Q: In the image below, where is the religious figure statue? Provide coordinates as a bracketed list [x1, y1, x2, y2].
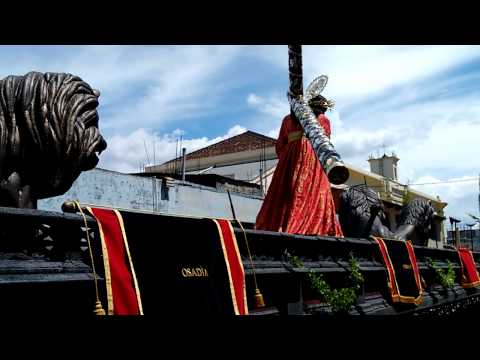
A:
[255, 76, 343, 236]
[0, 72, 107, 208]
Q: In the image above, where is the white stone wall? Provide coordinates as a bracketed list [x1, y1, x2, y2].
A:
[38, 168, 263, 224]
[196, 159, 278, 181]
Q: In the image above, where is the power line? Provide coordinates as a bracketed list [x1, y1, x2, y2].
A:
[408, 177, 479, 186]
[349, 177, 478, 189]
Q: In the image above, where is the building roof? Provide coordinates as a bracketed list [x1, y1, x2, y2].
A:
[160, 130, 276, 166]
[133, 171, 260, 188]
[131, 171, 263, 198]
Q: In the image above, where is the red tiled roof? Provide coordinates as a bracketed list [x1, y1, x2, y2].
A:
[163, 130, 276, 165]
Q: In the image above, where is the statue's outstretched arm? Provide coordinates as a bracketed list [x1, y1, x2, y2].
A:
[287, 93, 349, 185]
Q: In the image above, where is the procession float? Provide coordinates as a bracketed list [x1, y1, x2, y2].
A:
[1, 47, 479, 317]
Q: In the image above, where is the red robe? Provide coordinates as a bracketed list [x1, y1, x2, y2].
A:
[255, 114, 343, 236]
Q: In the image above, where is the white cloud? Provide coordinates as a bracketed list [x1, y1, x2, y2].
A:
[332, 125, 410, 163]
[225, 125, 247, 137]
[245, 92, 289, 135]
[409, 175, 479, 224]
[98, 125, 247, 173]
[251, 45, 480, 107]
[246, 93, 262, 106]
[410, 175, 477, 202]
[400, 119, 480, 175]
[0, 45, 244, 133]
[98, 46, 243, 131]
[246, 92, 289, 119]
[267, 127, 280, 139]
[308, 46, 480, 103]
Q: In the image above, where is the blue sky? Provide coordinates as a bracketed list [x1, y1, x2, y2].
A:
[1, 45, 479, 227]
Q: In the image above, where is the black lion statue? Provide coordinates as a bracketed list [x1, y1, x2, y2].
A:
[339, 184, 436, 245]
[395, 197, 436, 246]
[0, 72, 107, 208]
[339, 184, 393, 239]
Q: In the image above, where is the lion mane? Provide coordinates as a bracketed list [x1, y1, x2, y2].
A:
[339, 184, 389, 238]
[398, 198, 435, 234]
[0, 71, 107, 206]
[339, 185, 436, 242]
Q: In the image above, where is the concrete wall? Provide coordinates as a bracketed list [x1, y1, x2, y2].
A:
[38, 168, 263, 223]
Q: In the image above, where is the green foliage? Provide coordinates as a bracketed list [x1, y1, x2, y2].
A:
[288, 255, 304, 269]
[348, 254, 364, 293]
[426, 257, 456, 289]
[308, 271, 332, 299]
[402, 188, 412, 206]
[308, 253, 364, 314]
[285, 252, 364, 314]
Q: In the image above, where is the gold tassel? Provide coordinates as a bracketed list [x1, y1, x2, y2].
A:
[72, 201, 108, 316]
[94, 300, 106, 316]
[254, 288, 265, 308]
[235, 219, 266, 310]
[421, 276, 427, 290]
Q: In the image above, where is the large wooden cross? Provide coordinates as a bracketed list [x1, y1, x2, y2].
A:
[287, 45, 349, 185]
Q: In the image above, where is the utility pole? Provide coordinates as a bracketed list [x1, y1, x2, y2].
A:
[181, 148, 186, 183]
[259, 168, 264, 196]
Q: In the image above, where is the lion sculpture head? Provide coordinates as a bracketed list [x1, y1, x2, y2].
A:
[339, 185, 437, 245]
[0, 71, 107, 208]
[339, 184, 393, 239]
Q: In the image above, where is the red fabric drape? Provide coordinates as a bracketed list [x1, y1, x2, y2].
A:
[88, 207, 142, 315]
[372, 237, 423, 305]
[255, 114, 343, 236]
[457, 247, 480, 288]
[213, 219, 248, 315]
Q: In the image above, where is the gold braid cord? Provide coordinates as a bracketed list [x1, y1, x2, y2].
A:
[235, 219, 265, 308]
[74, 201, 106, 316]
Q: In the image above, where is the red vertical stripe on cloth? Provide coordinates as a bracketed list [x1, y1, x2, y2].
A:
[405, 241, 422, 293]
[373, 237, 422, 305]
[90, 208, 140, 315]
[373, 237, 399, 298]
[215, 219, 248, 315]
[458, 248, 480, 288]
